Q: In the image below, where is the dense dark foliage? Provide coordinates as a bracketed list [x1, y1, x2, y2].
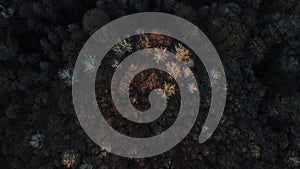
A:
[0, 0, 299, 168]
